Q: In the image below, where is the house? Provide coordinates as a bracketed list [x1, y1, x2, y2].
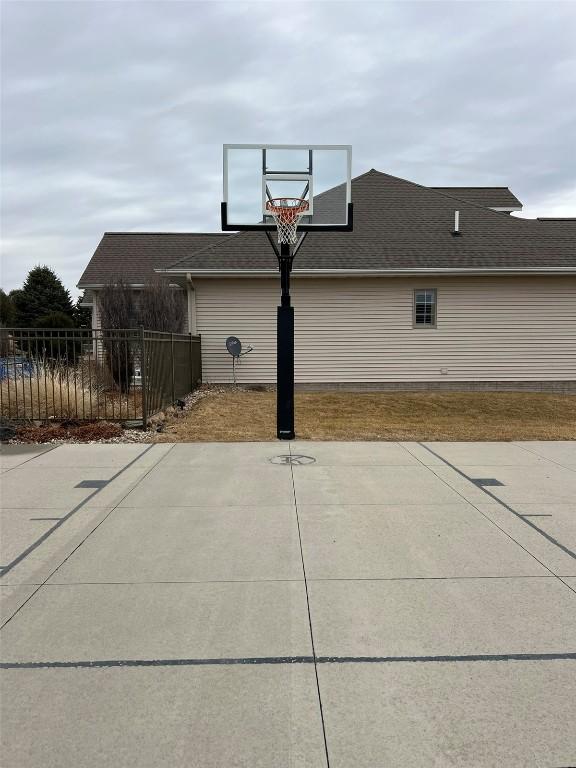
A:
[78, 233, 231, 330]
[78, 170, 576, 391]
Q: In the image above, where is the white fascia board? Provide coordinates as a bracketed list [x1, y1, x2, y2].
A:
[490, 206, 523, 212]
[158, 267, 576, 278]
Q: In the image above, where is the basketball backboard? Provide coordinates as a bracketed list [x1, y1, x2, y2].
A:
[221, 144, 352, 232]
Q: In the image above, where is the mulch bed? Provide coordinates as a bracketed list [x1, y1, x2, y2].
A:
[12, 421, 124, 443]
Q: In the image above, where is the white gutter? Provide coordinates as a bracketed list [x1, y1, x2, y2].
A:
[155, 267, 576, 277]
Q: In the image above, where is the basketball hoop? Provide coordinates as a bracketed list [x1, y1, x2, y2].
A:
[266, 198, 309, 245]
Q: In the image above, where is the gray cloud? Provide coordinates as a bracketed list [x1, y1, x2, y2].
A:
[1, 0, 575, 294]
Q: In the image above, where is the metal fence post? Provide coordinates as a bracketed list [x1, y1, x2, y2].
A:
[189, 333, 194, 393]
[140, 326, 148, 429]
[171, 332, 175, 404]
[0, 328, 201, 426]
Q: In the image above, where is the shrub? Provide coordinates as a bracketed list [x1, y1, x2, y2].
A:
[35, 311, 75, 329]
[138, 280, 185, 332]
[99, 281, 135, 393]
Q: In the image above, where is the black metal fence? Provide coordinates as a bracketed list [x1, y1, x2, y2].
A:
[0, 327, 202, 428]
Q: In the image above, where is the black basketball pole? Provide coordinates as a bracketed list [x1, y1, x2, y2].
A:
[276, 241, 295, 440]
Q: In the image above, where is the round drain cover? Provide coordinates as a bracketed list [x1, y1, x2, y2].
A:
[270, 454, 316, 465]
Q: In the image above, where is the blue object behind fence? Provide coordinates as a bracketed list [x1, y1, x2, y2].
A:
[0, 357, 36, 381]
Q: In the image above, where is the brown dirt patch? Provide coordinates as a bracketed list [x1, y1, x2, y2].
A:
[155, 390, 576, 442]
[14, 421, 123, 443]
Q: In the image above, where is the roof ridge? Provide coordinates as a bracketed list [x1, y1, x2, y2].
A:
[160, 230, 248, 271]
[163, 169, 382, 269]
[360, 169, 534, 224]
[161, 169, 557, 273]
[353, 168, 381, 182]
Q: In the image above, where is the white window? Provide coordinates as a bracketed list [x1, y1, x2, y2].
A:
[413, 289, 437, 328]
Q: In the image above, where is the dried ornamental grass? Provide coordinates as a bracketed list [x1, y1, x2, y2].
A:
[0, 361, 141, 421]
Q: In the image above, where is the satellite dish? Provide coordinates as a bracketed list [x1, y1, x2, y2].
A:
[226, 336, 242, 357]
[225, 336, 253, 384]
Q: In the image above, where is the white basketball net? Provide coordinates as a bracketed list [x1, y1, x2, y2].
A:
[266, 198, 309, 245]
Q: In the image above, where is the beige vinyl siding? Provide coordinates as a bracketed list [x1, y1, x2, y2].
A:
[194, 276, 576, 384]
[92, 295, 101, 330]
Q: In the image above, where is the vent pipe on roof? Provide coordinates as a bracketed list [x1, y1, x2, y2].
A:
[451, 210, 462, 237]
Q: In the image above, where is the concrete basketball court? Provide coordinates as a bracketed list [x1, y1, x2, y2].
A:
[1, 440, 575, 767]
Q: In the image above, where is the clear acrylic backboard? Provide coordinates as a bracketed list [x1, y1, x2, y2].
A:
[221, 144, 352, 232]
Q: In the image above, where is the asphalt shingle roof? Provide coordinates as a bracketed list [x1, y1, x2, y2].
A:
[162, 170, 575, 273]
[78, 171, 575, 285]
[78, 233, 232, 286]
[430, 187, 522, 209]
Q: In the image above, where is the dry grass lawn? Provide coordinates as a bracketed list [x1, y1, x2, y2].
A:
[156, 389, 576, 442]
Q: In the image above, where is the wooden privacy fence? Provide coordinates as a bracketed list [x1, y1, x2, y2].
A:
[0, 327, 202, 428]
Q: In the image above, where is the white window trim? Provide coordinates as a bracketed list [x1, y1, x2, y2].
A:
[413, 288, 437, 329]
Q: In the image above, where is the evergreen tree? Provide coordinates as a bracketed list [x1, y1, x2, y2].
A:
[0, 289, 16, 327]
[72, 295, 92, 328]
[36, 311, 75, 329]
[11, 266, 74, 327]
[35, 311, 79, 361]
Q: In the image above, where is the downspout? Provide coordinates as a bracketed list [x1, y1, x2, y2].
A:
[186, 273, 197, 335]
[92, 291, 100, 357]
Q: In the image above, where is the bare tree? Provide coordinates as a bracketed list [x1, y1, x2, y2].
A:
[138, 279, 185, 333]
[99, 279, 136, 329]
[99, 280, 136, 392]
[97, 278, 185, 393]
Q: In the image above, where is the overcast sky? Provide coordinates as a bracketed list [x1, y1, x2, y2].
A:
[1, 1, 575, 296]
